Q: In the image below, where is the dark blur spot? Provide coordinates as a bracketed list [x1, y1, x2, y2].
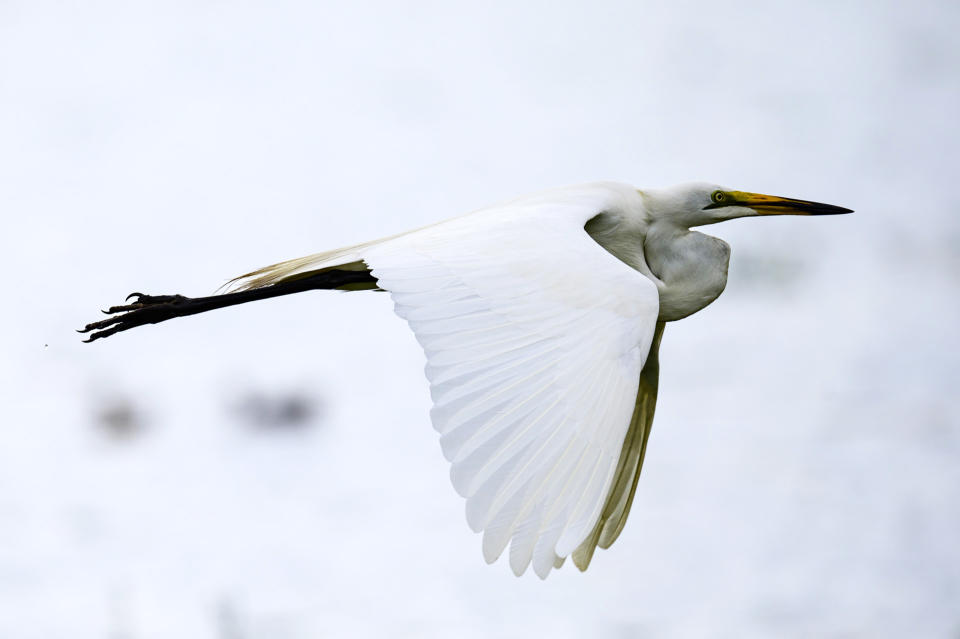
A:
[216, 598, 245, 639]
[95, 397, 144, 440]
[234, 390, 323, 431]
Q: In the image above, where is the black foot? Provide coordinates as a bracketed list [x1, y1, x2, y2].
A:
[79, 292, 193, 342]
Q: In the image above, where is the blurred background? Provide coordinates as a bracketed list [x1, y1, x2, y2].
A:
[1, 1, 959, 637]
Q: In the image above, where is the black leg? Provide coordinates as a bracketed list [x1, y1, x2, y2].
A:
[79, 269, 377, 342]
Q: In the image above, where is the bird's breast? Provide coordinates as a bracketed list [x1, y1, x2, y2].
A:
[644, 230, 730, 322]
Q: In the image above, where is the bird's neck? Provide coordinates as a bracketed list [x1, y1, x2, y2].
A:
[644, 223, 730, 322]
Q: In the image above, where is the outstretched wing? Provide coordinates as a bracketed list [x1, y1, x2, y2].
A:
[363, 184, 660, 578]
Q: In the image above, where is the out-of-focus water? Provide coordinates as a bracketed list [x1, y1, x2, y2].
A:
[1, 1, 958, 637]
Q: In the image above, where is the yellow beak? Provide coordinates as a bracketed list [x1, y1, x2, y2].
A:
[719, 191, 853, 215]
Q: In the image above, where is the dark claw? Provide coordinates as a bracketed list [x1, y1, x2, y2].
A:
[123, 293, 188, 307]
[81, 322, 127, 342]
[104, 302, 143, 314]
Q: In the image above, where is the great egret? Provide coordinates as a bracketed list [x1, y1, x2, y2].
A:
[80, 182, 852, 578]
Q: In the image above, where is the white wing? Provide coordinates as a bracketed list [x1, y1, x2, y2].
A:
[363, 184, 660, 578]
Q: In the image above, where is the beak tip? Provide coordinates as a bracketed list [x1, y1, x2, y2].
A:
[830, 205, 854, 215]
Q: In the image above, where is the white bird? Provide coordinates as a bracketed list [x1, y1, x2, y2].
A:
[81, 182, 852, 578]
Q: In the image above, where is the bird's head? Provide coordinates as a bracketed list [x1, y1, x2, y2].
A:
[645, 182, 853, 228]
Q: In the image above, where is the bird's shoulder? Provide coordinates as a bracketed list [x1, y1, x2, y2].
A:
[390, 183, 647, 259]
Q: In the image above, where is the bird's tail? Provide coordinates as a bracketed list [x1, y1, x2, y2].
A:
[224, 241, 380, 293]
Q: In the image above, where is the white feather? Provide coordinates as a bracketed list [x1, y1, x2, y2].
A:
[360, 183, 660, 577]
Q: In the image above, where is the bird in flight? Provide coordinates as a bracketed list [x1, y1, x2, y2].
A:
[80, 182, 851, 578]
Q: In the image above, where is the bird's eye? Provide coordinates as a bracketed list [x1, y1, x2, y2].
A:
[711, 190, 726, 203]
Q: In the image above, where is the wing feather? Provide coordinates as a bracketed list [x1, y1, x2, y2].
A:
[361, 183, 660, 577]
